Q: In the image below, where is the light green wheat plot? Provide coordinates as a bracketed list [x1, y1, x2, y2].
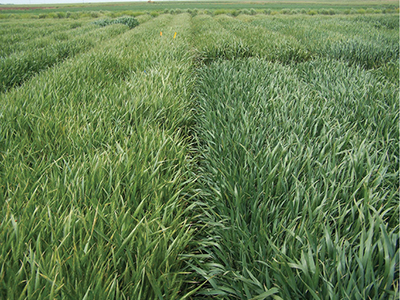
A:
[0, 14, 200, 299]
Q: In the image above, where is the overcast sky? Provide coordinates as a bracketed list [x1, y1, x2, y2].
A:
[2, 0, 146, 5]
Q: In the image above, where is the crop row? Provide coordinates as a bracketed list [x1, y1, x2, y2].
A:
[1, 6, 398, 21]
[0, 22, 95, 58]
[0, 15, 151, 58]
[216, 14, 398, 69]
[189, 13, 399, 76]
[0, 24, 131, 93]
[1, 13, 397, 94]
[0, 18, 79, 38]
[0, 14, 200, 299]
[247, 14, 398, 68]
[193, 58, 399, 299]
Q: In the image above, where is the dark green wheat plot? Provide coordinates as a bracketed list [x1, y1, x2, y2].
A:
[193, 58, 398, 299]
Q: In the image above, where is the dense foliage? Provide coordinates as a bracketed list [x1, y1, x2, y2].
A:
[0, 11, 398, 299]
[93, 16, 139, 29]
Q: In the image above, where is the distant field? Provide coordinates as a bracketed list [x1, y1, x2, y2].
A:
[0, 8, 398, 300]
[0, 0, 398, 15]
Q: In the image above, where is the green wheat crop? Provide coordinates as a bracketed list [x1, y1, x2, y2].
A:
[0, 14, 201, 299]
[0, 11, 398, 299]
[193, 58, 399, 299]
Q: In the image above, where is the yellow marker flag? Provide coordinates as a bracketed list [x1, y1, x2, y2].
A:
[173, 32, 177, 39]
[160, 31, 162, 37]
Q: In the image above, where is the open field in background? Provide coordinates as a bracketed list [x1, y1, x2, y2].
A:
[0, 7, 399, 300]
[0, 0, 399, 18]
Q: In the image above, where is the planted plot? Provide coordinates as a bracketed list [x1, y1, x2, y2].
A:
[0, 11, 399, 300]
[215, 14, 311, 63]
[0, 23, 129, 93]
[0, 14, 200, 299]
[193, 58, 399, 299]
[191, 15, 252, 64]
[246, 14, 399, 69]
[0, 22, 95, 58]
[210, 14, 399, 69]
[0, 19, 78, 45]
